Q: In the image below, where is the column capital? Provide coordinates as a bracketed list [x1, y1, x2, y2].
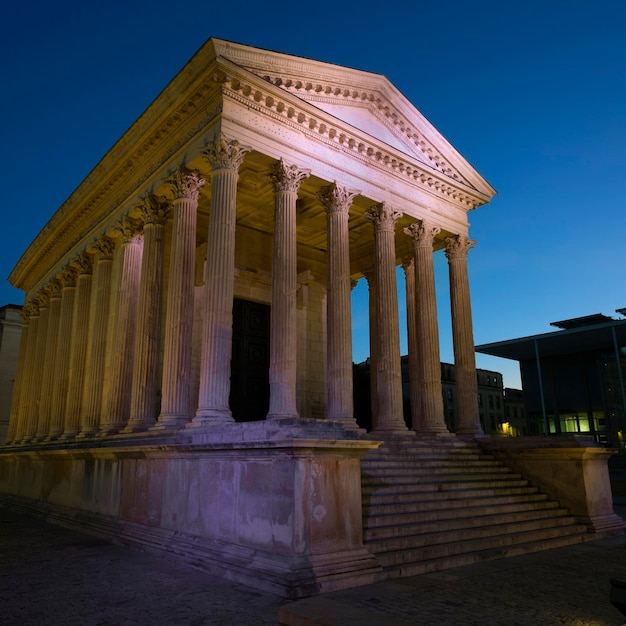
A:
[91, 236, 115, 261]
[71, 251, 93, 275]
[137, 194, 170, 225]
[20, 302, 34, 322]
[270, 159, 310, 193]
[113, 216, 143, 243]
[46, 278, 62, 299]
[404, 220, 441, 247]
[364, 202, 402, 231]
[445, 234, 476, 261]
[59, 265, 78, 288]
[204, 134, 251, 172]
[168, 167, 205, 202]
[318, 182, 360, 214]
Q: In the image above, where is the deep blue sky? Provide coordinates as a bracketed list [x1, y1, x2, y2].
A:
[1, 0, 625, 389]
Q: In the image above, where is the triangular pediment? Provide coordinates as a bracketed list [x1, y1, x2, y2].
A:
[211, 39, 494, 196]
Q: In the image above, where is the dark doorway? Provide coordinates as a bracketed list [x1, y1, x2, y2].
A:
[230, 298, 271, 421]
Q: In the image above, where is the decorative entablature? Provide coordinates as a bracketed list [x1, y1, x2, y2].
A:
[218, 66, 486, 211]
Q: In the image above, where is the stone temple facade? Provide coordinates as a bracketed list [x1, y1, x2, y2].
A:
[1, 39, 621, 598]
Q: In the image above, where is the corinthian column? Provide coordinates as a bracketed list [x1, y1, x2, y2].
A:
[402, 257, 420, 431]
[319, 183, 359, 427]
[445, 235, 483, 437]
[154, 168, 205, 429]
[405, 220, 449, 436]
[78, 236, 115, 438]
[16, 301, 41, 443]
[47, 266, 78, 440]
[124, 196, 169, 432]
[267, 160, 310, 419]
[191, 136, 250, 427]
[63, 252, 93, 438]
[22, 293, 50, 442]
[35, 280, 62, 440]
[5, 305, 31, 444]
[363, 268, 378, 427]
[364, 203, 408, 435]
[101, 217, 144, 435]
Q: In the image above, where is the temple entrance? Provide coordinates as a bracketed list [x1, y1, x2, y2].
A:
[230, 298, 271, 421]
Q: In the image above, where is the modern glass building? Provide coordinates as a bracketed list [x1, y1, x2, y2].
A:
[476, 312, 626, 447]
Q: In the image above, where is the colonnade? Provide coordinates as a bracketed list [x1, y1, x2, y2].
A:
[5, 134, 483, 445]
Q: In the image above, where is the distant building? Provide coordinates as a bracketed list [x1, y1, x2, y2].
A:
[355, 357, 520, 435]
[476, 312, 626, 447]
[0, 304, 23, 443]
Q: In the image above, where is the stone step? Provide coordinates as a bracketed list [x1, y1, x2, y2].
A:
[361, 456, 502, 468]
[364, 498, 560, 528]
[361, 476, 530, 495]
[365, 515, 580, 556]
[364, 505, 569, 540]
[361, 464, 514, 477]
[361, 484, 543, 505]
[381, 531, 588, 579]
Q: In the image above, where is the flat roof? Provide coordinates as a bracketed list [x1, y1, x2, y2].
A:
[476, 318, 626, 361]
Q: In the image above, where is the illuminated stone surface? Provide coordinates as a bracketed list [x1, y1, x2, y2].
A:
[12, 40, 612, 599]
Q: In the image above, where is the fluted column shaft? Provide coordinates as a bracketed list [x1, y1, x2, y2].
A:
[405, 221, 449, 435]
[5, 307, 31, 444]
[47, 268, 78, 439]
[35, 282, 62, 439]
[79, 237, 115, 437]
[402, 258, 421, 431]
[101, 220, 143, 434]
[125, 197, 168, 431]
[320, 183, 358, 425]
[267, 160, 310, 419]
[365, 203, 407, 434]
[192, 138, 249, 426]
[63, 254, 93, 438]
[446, 235, 482, 436]
[23, 298, 49, 441]
[156, 169, 205, 428]
[364, 269, 379, 425]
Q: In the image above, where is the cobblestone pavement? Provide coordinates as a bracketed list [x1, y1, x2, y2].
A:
[2, 504, 626, 625]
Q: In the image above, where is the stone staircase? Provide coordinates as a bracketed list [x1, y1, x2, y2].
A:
[361, 438, 590, 579]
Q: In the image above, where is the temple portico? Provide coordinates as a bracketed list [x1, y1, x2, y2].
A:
[8, 39, 583, 598]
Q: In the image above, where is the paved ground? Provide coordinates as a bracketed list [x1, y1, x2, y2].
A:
[2, 505, 626, 625]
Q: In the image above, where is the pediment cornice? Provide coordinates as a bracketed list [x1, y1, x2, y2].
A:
[215, 59, 491, 210]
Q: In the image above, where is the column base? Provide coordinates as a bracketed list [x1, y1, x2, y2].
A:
[187, 409, 235, 429]
[121, 420, 155, 434]
[150, 415, 188, 431]
[59, 429, 80, 440]
[414, 426, 454, 437]
[75, 428, 100, 439]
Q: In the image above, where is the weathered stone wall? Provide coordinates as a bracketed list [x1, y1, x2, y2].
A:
[0, 423, 381, 598]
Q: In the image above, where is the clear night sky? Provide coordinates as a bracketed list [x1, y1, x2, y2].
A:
[1, 0, 625, 389]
